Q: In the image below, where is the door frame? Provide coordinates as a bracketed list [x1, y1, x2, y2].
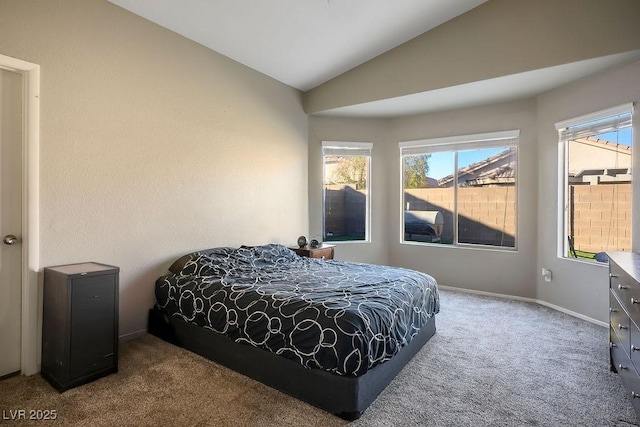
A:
[0, 54, 40, 376]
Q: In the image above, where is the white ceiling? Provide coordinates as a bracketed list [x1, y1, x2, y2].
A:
[108, 0, 487, 91]
[108, 0, 639, 118]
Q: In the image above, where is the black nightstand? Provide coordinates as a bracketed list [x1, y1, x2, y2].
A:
[291, 244, 335, 260]
[41, 262, 119, 392]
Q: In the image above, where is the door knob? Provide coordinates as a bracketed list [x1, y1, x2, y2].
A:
[3, 234, 19, 245]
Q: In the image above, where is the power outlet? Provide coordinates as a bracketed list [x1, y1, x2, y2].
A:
[541, 268, 552, 283]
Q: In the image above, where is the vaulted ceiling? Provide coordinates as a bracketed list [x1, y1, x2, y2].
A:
[108, 0, 487, 91]
[108, 0, 640, 118]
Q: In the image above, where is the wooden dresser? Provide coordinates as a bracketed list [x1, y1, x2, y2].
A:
[608, 251, 640, 418]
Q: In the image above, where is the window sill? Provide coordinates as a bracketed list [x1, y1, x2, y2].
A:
[400, 240, 518, 254]
[559, 256, 608, 268]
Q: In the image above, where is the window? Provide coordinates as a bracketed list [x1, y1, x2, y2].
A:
[556, 104, 633, 263]
[399, 131, 519, 249]
[322, 141, 372, 242]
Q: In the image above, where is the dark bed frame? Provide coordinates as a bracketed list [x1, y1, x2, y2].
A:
[148, 307, 436, 420]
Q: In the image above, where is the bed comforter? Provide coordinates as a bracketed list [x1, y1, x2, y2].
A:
[155, 244, 439, 376]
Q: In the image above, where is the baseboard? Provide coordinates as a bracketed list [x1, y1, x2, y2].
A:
[119, 329, 147, 342]
[438, 285, 607, 328]
[119, 288, 607, 344]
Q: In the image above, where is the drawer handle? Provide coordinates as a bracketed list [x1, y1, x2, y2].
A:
[633, 392, 640, 399]
[619, 284, 629, 290]
[619, 364, 629, 370]
[611, 273, 619, 278]
[632, 345, 640, 352]
[610, 307, 618, 313]
[619, 324, 628, 330]
[632, 298, 640, 305]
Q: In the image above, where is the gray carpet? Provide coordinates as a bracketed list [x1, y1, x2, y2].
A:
[0, 290, 637, 426]
[352, 290, 638, 427]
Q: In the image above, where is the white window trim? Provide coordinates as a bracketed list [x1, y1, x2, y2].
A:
[555, 103, 634, 263]
[322, 141, 373, 150]
[322, 141, 372, 244]
[554, 103, 633, 130]
[399, 130, 520, 250]
[399, 130, 520, 153]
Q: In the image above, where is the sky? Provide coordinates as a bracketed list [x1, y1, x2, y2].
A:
[597, 128, 632, 146]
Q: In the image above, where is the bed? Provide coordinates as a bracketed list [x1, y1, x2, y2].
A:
[148, 243, 439, 419]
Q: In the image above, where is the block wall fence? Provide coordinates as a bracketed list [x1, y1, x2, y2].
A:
[324, 183, 631, 253]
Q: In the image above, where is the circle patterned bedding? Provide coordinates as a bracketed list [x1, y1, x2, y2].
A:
[155, 244, 439, 376]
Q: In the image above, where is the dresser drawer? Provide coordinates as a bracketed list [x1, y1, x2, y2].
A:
[610, 263, 628, 288]
[613, 278, 640, 319]
[609, 252, 640, 421]
[611, 326, 640, 414]
[630, 320, 640, 373]
[611, 289, 630, 355]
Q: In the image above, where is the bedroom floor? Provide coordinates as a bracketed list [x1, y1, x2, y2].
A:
[0, 290, 637, 426]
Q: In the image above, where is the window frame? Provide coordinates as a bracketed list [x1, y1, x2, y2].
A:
[399, 130, 520, 251]
[321, 141, 373, 244]
[555, 103, 634, 263]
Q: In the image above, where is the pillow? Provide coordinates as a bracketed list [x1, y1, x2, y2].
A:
[168, 254, 194, 274]
[167, 247, 232, 274]
[167, 244, 295, 274]
[247, 243, 299, 266]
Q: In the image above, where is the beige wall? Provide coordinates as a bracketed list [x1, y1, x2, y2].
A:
[387, 100, 539, 298]
[311, 60, 639, 323]
[304, 0, 640, 114]
[309, 99, 538, 297]
[2, 0, 638, 367]
[537, 59, 640, 322]
[0, 0, 308, 340]
[309, 61, 640, 323]
[308, 117, 389, 264]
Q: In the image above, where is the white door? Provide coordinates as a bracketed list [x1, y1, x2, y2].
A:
[0, 68, 23, 378]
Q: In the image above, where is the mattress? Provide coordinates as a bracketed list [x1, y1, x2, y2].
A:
[155, 244, 439, 376]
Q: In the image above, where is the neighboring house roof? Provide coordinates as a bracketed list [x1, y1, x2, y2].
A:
[575, 136, 632, 154]
[432, 136, 632, 188]
[437, 147, 516, 187]
[464, 164, 515, 186]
